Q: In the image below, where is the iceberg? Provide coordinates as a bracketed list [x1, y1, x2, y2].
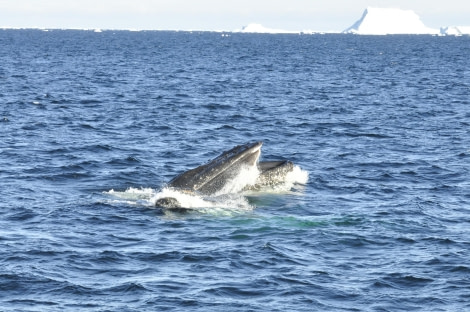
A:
[440, 26, 470, 36]
[234, 23, 298, 34]
[343, 7, 439, 35]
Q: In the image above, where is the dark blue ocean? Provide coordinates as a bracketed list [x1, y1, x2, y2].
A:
[1, 29, 469, 311]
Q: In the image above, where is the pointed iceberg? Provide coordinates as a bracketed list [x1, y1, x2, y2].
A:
[440, 26, 470, 36]
[343, 7, 439, 35]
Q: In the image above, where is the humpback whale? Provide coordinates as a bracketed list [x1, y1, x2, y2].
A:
[156, 141, 297, 209]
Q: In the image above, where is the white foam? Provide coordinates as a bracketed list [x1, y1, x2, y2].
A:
[104, 187, 155, 206]
[153, 187, 254, 212]
[107, 187, 154, 198]
[104, 164, 308, 212]
[286, 165, 309, 185]
[152, 187, 214, 209]
[215, 165, 260, 196]
[104, 185, 254, 212]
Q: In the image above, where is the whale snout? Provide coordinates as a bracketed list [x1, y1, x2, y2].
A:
[155, 197, 181, 208]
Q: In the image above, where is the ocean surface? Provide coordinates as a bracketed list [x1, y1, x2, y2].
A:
[1, 29, 469, 311]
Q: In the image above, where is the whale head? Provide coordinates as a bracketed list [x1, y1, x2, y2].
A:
[166, 141, 262, 196]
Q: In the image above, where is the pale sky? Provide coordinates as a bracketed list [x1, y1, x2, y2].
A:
[0, 0, 468, 31]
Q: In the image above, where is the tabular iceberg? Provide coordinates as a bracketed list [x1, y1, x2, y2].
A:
[234, 23, 298, 34]
[343, 7, 439, 35]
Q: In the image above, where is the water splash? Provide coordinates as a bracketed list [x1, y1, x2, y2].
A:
[104, 165, 308, 213]
[104, 187, 155, 206]
[214, 165, 260, 196]
[104, 186, 253, 213]
[286, 165, 309, 185]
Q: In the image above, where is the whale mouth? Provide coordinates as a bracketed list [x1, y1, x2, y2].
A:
[165, 141, 263, 196]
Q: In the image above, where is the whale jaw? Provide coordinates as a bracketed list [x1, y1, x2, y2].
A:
[166, 141, 262, 195]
